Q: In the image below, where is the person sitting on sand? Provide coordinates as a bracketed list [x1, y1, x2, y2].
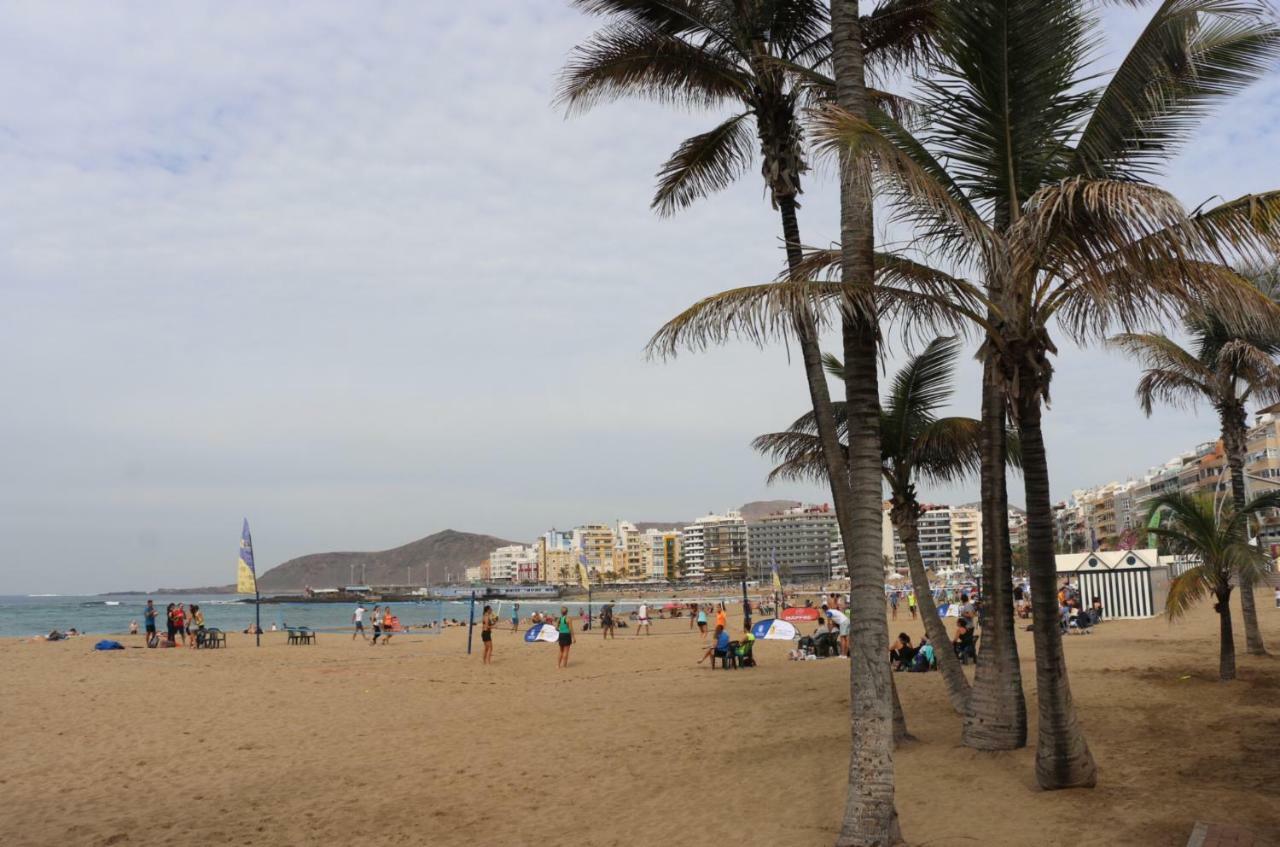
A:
[952, 618, 975, 663]
[698, 625, 732, 667]
[889, 633, 916, 671]
[129, 620, 139, 635]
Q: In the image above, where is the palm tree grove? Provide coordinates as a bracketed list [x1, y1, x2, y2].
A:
[564, 0, 1280, 844]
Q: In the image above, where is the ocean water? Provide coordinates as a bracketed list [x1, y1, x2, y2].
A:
[0, 595, 588, 638]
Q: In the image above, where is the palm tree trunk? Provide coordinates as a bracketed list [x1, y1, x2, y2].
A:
[1216, 587, 1237, 681]
[1221, 407, 1266, 655]
[833, 2, 899, 844]
[962, 357, 1028, 751]
[891, 675, 913, 744]
[893, 502, 971, 714]
[1015, 370, 1097, 790]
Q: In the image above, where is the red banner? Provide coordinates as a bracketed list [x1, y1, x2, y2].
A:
[780, 607, 820, 623]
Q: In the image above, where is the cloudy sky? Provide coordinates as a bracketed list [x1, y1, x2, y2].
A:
[2, 2, 1278, 593]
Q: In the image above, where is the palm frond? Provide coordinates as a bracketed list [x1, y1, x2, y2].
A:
[752, 430, 834, 485]
[652, 112, 755, 214]
[1165, 565, 1216, 620]
[1107, 332, 1212, 413]
[556, 21, 748, 114]
[907, 416, 984, 485]
[884, 335, 962, 436]
[645, 280, 829, 358]
[1072, 0, 1280, 178]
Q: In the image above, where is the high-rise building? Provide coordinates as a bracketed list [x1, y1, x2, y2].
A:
[574, 523, 616, 580]
[489, 545, 537, 582]
[746, 503, 842, 584]
[889, 505, 956, 573]
[644, 528, 682, 581]
[614, 521, 647, 581]
[949, 507, 982, 567]
[681, 512, 747, 581]
[538, 530, 578, 585]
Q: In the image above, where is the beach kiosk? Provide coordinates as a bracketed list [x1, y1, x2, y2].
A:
[1054, 549, 1169, 619]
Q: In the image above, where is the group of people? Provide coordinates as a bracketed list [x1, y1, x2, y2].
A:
[134, 599, 205, 647]
[351, 603, 400, 644]
[886, 590, 918, 621]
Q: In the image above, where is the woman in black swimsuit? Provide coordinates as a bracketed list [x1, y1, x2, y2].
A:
[481, 605, 495, 665]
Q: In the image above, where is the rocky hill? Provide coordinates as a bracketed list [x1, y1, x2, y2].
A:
[256, 529, 518, 590]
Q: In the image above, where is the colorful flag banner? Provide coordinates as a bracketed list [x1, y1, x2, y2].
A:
[237, 519, 257, 594]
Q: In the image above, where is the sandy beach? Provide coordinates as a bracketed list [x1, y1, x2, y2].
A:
[2, 603, 1278, 847]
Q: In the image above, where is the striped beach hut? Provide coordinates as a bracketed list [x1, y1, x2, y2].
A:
[1054, 549, 1169, 619]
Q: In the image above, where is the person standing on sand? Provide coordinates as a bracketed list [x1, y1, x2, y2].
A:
[907, 592, 917, 620]
[371, 604, 382, 645]
[164, 603, 176, 644]
[889, 591, 899, 620]
[352, 603, 366, 641]
[172, 604, 187, 646]
[696, 605, 708, 641]
[382, 606, 395, 644]
[511, 603, 520, 633]
[189, 604, 205, 647]
[601, 603, 615, 639]
[481, 605, 495, 665]
[635, 602, 650, 636]
[556, 606, 575, 668]
[144, 600, 157, 642]
[689, 602, 697, 630]
[715, 604, 727, 631]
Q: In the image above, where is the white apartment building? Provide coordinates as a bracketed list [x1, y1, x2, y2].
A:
[614, 521, 647, 581]
[489, 544, 537, 582]
[681, 511, 747, 581]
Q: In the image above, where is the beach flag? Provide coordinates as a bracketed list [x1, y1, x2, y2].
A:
[523, 623, 560, 643]
[577, 551, 591, 588]
[770, 551, 783, 594]
[237, 519, 257, 594]
[750, 618, 797, 640]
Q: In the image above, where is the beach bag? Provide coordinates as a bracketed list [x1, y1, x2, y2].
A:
[94, 640, 125, 651]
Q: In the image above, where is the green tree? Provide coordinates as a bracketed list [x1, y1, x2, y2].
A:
[560, 4, 934, 840]
[812, 0, 1280, 789]
[754, 335, 1020, 714]
[1147, 491, 1280, 680]
[1112, 285, 1280, 656]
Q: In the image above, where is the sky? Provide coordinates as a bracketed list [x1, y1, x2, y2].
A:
[2, 2, 1279, 593]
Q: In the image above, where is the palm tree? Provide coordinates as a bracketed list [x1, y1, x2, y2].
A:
[1147, 491, 1280, 680]
[809, 0, 1280, 790]
[560, 4, 933, 841]
[1112, 291, 1280, 656]
[754, 335, 1010, 714]
[653, 0, 1280, 787]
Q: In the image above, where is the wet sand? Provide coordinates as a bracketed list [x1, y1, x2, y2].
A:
[2, 601, 1278, 846]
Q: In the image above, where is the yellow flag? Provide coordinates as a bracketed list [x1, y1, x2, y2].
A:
[237, 519, 257, 594]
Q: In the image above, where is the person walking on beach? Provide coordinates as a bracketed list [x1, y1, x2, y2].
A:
[371, 604, 382, 645]
[511, 603, 520, 633]
[144, 600, 157, 644]
[481, 605, 495, 665]
[907, 592, 917, 620]
[635, 602, 650, 636]
[601, 603, 615, 639]
[889, 591, 899, 620]
[696, 605, 708, 641]
[382, 606, 395, 644]
[555, 606, 575, 669]
[352, 603, 366, 641]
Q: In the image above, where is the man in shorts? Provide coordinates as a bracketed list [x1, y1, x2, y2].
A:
[635, 602, 651, 636]
[352, 603, 366, 640]
[822, 604, 850, 657]
[511, 603, 521, 633]
[600, 603, 615, 639]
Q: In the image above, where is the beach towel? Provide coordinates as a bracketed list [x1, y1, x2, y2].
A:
[94, 640, 125, 651]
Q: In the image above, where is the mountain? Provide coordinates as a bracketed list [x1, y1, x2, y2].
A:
[256, 529, 519, 590]
[739, 500, 803, 522]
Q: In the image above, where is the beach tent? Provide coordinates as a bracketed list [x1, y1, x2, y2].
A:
[750, 618, 798, 640]
[1054, 549, 1169, 619]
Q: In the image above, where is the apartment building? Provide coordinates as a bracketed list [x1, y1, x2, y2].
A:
[488, 544, 537, 582]
[644, 529, 682, 581]
[614, 521, 647, 581]
[949, 506, 983, 566]
[682, 512, 748, 581]
[574, 523, 616, 579]
[746, 503, 842, 584]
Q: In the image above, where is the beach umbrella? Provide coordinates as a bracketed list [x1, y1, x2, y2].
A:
[523, 623, 560, 643]
[750, 618, 797, 640]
